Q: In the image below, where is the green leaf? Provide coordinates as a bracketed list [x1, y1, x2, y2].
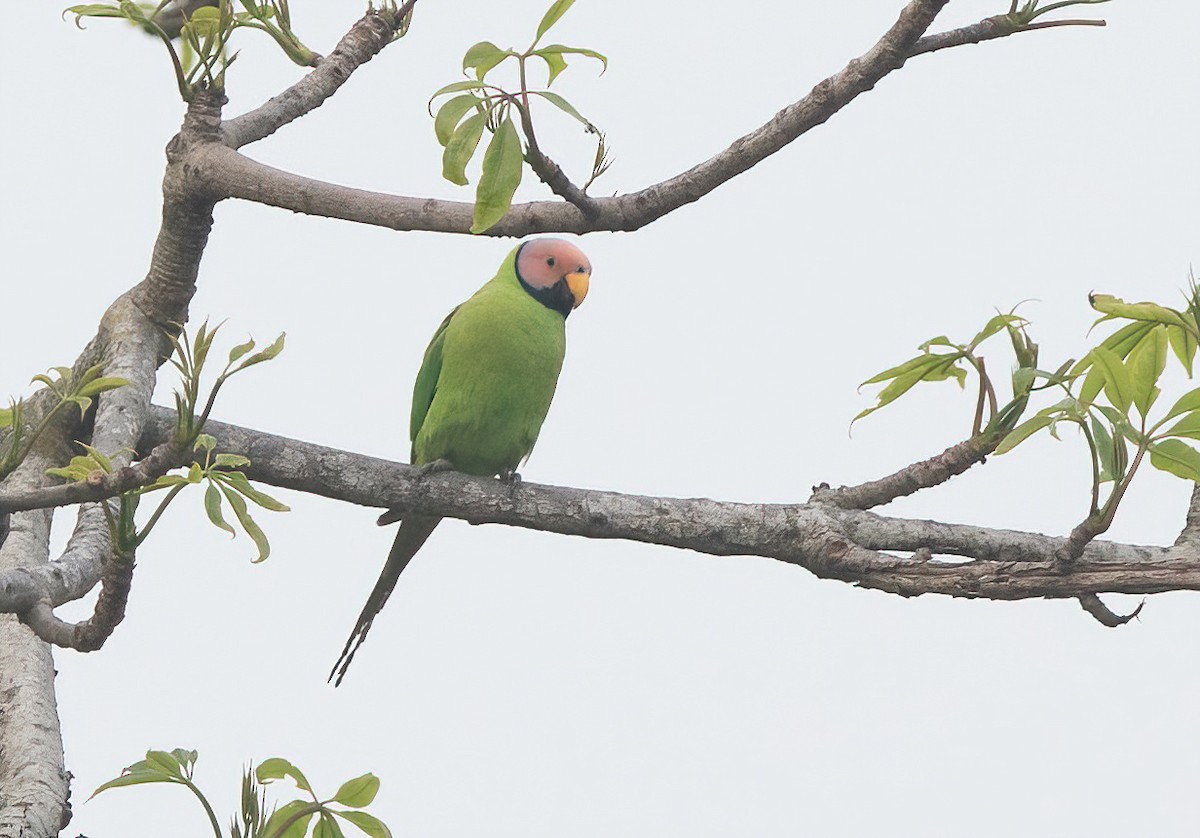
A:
[1149, 439, 1200, 482]
[235, 333, 286, 371]
[1089, 293, 1191, 330]
[461, 40, 511, 79]
[860, 350, 964, 387]
[1072, 321, 1155, 376]
[334, 810, 393, 838]
[218, 483, 272, 562]
[1158, 385, 1200, 425]
[68, 395, 92, 419]
[315, 813, 347, 838]
[1167, 324, 1198, 376]
[79, 443, 113, 473]
[204, 482, 236, 536]
[228, 338, 256, 365]
[533, 48, 568, 85]
[854, 355, 965, 422]
[213, 453, 252, 469]
[145, 750, 184, 778]
[89, 767, 175, 800]
[535, 0, 576, 40]
[531, 90, 591, 127]
[1089, 346, 1133, 413]
[537, 43, 609, 75]
[1077, 364, 1105, 410]
[256, 757, 312, 793]
[194, 433, 218, 453]
[334, 773, 380, 808]
[262, 800, 315, 838]
[1091, 417, 1117, 482]
[1162, 411, 1200, 442]
[534, 44, 607, 74]
[45, 460, 93, 482]
[434, 94, 482, 147]
[917, 335, 956, 351]
[471, 116, 524, 234]
[429, 79, 488, 100]
[994, 414, 1054, 455]
[1127, 325, 1167, 418]
[169, 748, 198, 775]
[220, 471, 291, 512]
[1093, 405, 1143, 445]
[77, 376, 129, 398]
[968, 313, 1024, 349]
[0, 406, 13, 430]
[442, 111, 488, 186]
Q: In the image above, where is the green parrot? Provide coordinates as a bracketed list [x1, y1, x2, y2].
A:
[330, 238, 593, 685]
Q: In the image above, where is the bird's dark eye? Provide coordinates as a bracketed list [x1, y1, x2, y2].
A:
[546, 256, 556, 267]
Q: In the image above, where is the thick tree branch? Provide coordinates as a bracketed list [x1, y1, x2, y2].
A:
[202, 0, 960, 236]
[197, 3, 1110, 239]
[123, 408, 1200, 606]
[0, 91, 224, 832]
[223, 5, 416, 149]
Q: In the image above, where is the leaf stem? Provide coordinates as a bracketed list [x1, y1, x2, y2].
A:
[180, 776, 223, 838]
[135, 484, 187, 546]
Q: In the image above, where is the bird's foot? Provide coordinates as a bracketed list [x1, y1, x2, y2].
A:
[498, 468, 522, 484]
[416, 458, 455, 477]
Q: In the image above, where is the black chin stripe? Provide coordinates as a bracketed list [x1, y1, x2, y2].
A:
[523, 277, 574, 318]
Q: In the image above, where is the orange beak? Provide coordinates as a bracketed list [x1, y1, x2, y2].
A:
[565, 271, 590, 308]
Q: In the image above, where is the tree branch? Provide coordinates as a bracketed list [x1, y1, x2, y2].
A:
[202, 0, 961, 236]
[122, 408, 1200, 606]
[223, 5, 415, 149]
[811, 435, 995, 509]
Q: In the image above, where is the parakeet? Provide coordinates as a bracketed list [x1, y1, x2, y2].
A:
[330, 238, 593, 685]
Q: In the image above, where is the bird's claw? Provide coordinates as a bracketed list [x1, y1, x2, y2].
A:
[416, 458, 455, 477]
[498, 468, 522, 484]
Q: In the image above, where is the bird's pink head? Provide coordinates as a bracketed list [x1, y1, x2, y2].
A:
[515, 238, 592, 317]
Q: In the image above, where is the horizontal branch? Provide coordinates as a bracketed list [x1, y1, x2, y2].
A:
[129, 407, 1196, 605]
[198, 2, 1108, 238]
[201, 0, 962, 236]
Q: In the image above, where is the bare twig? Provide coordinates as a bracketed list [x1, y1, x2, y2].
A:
[908, 12, 1105, 57]
[811, 436, 995, 510]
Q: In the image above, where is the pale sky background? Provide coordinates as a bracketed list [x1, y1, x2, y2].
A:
[3, 1, 1200, 835]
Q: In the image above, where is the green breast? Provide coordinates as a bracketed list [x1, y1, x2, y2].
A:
[412, 265, 567, 476]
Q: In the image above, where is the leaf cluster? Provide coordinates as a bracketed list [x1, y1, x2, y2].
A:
[65, 0, 317, 100]
[0, 363, 128, 481]
[91, 749, 392, 838]
[45, 323, 288, 561]
[858, 278, 1200, 534]
[855, 311, 1040, 440]
[429, 0, 610, 232]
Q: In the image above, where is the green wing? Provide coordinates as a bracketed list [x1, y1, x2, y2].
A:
[409, 306, 458, 461]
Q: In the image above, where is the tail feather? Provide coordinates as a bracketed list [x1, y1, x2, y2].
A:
[329, 513, 441, 686]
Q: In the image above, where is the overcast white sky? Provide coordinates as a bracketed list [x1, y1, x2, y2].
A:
[4, 1, 1200, 835]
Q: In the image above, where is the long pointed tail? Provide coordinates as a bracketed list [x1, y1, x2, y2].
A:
[329, 513, 441, 686]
